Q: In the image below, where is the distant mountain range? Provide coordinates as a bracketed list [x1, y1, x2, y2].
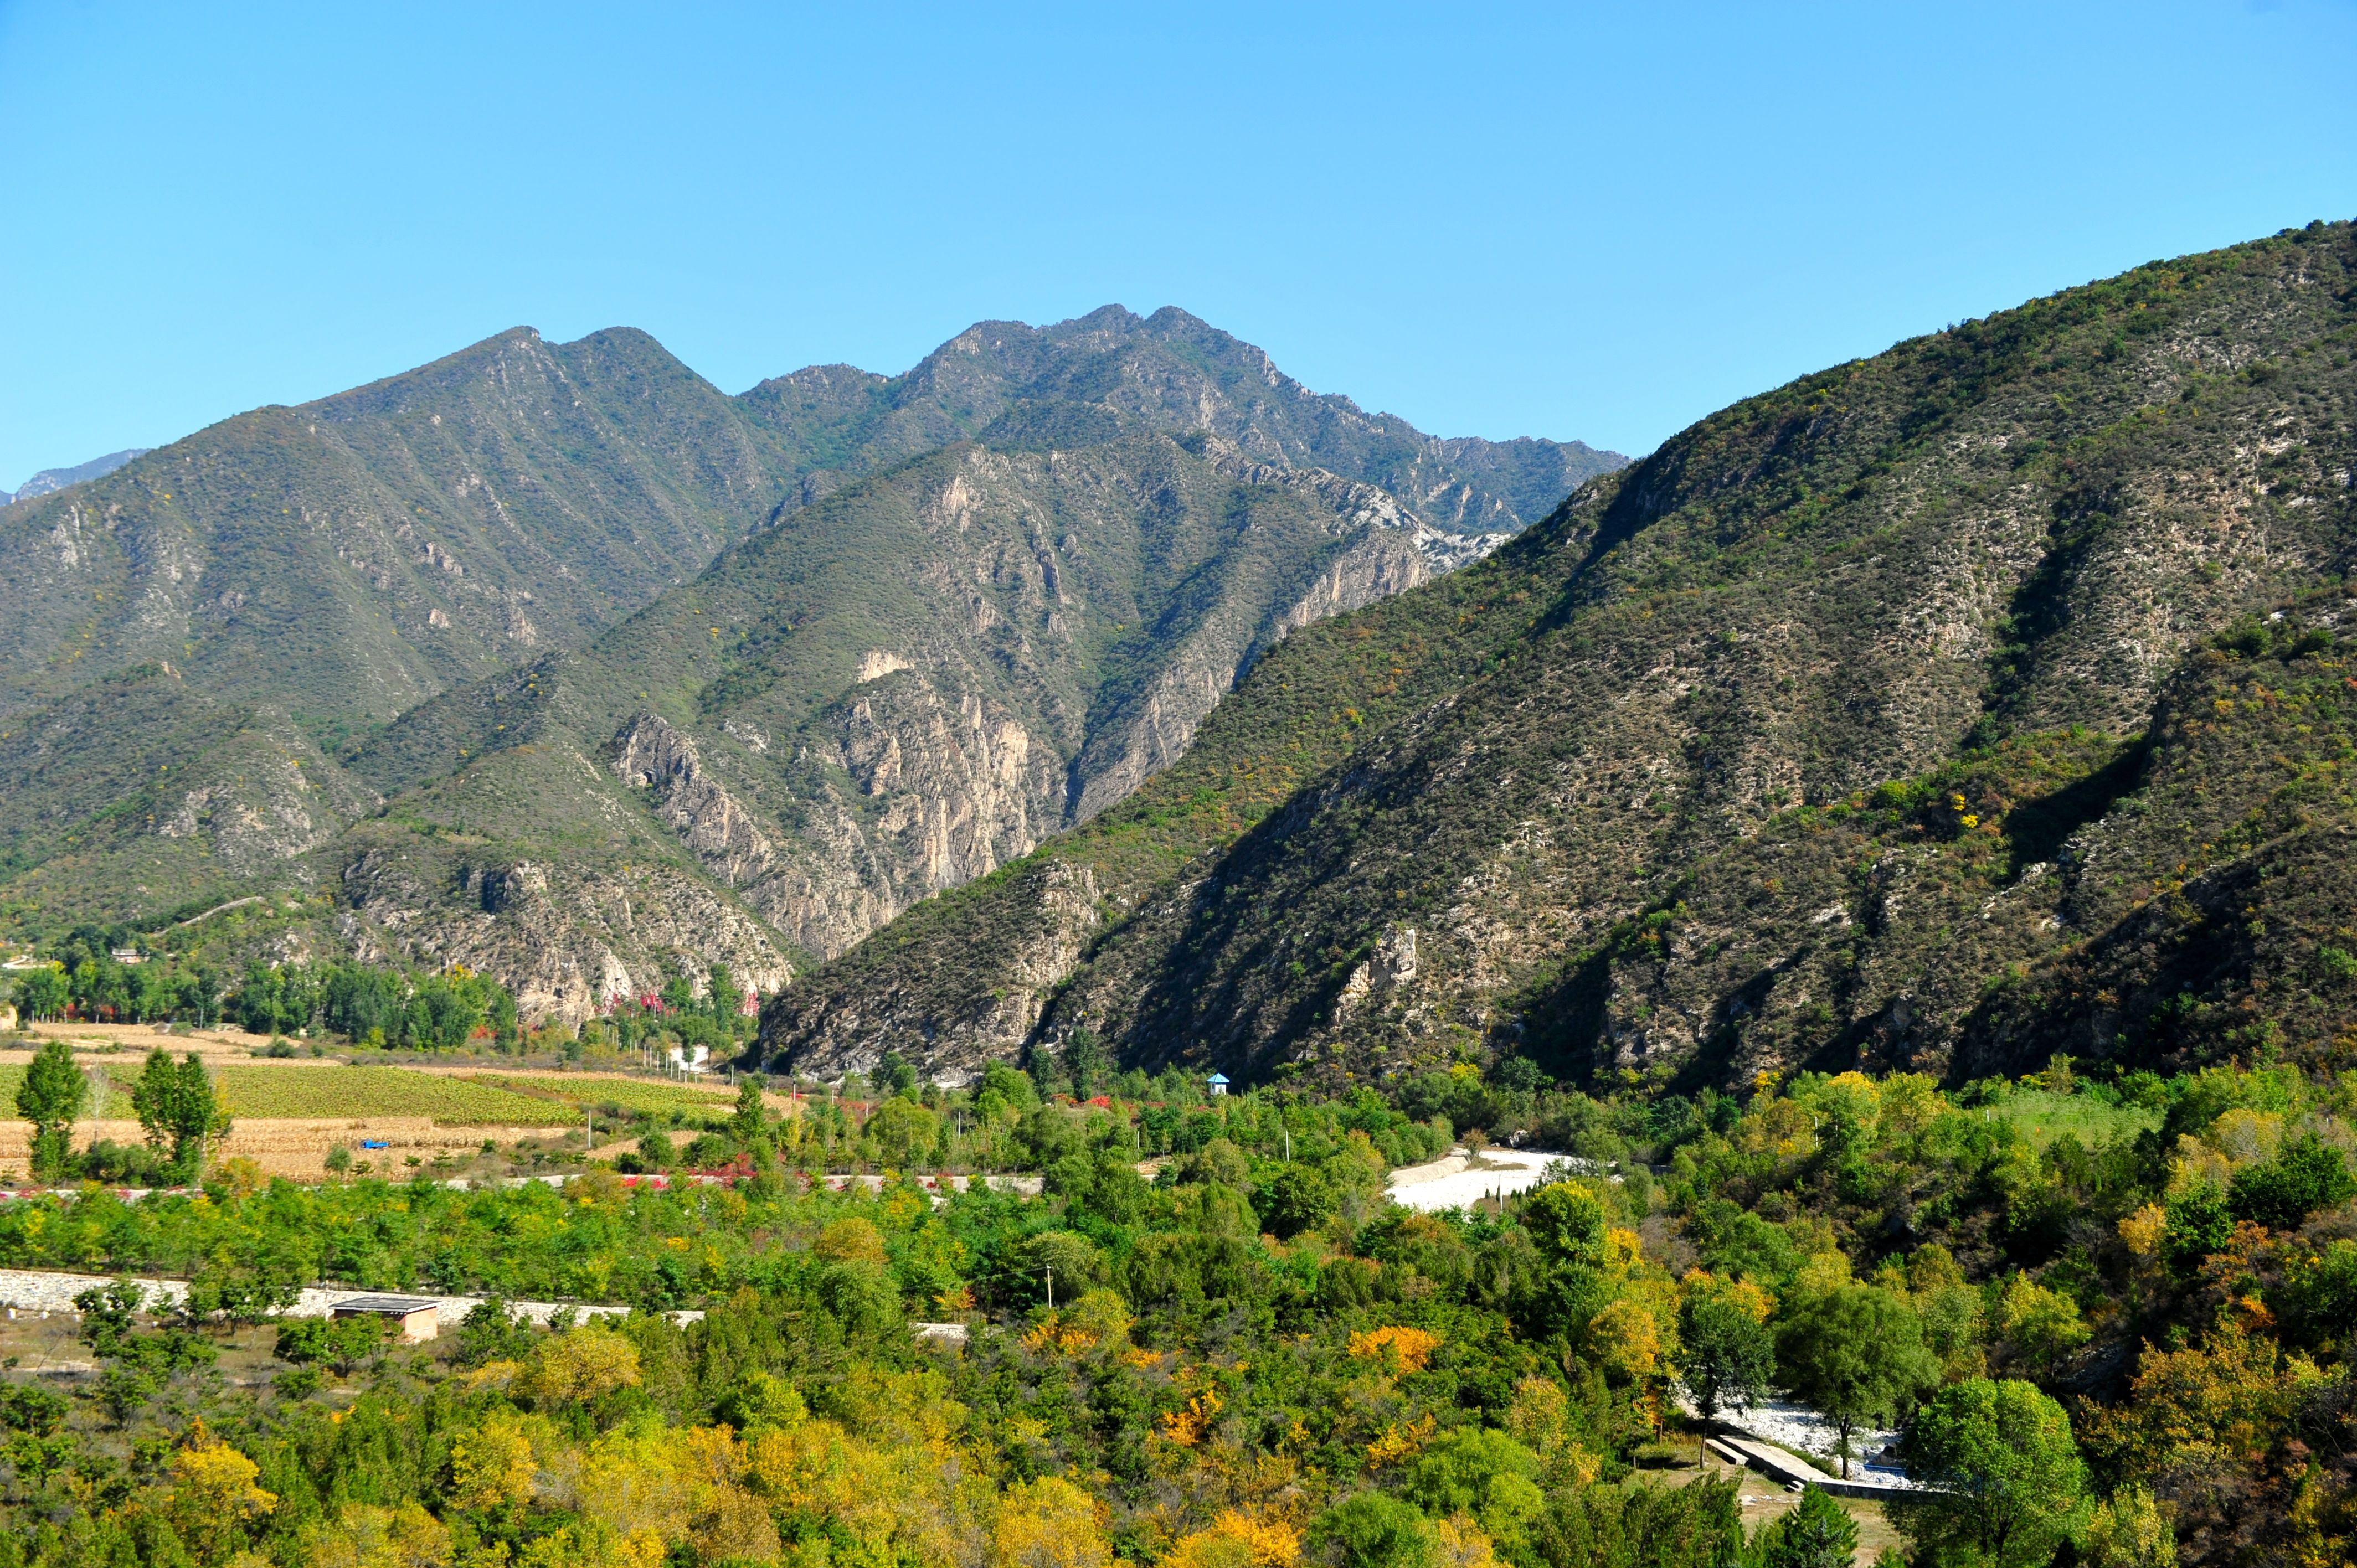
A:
[760, 223, 2357, 1096]
[0, 308, 1622, 1020]
[2, 448, 150, 506]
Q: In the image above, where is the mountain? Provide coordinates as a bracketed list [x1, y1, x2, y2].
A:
[735, 306, 1620, 530]
[759, 220, 2357, 1092]
[318, 430, 1541, 1020]
[1, 310, 1620, 1010]
[3, 447, 151, 505]
[0, 329, 825, 744]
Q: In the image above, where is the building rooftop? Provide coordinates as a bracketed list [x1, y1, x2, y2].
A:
[330, 1294, 441, 1315]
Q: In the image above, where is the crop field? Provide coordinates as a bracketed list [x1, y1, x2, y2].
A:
[463, 1073, 738, 1118]
[205, 1067, 579, 1125]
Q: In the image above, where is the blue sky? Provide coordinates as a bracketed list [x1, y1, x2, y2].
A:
[2, 1, 2351, 487]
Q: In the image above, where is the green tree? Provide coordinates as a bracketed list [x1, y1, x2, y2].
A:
[132, 1051, 225, 1177]
[708, 964, 743, 1032]
[1752, 1486, 1857, 1568]
[2163, 1182, 2234, 1273]
[868, 1096, 939, 1170]
[1677, 1289, 1775, 1466]
[1893, 1378, 2090, 1568]
[16, 1039, 86, 1180]
[12, 966, 68, 1023]
[1776, 1286, 1937, 1477]
[2229, 1131, 2356, 1233]
[1317, 1493, 1438, 1568]
[731, 1075, 768, 1147]
[1522, 1182, 1609, 1268]
[1256, 1163, 1339, 1239]
[131, 1048, 179, 1152]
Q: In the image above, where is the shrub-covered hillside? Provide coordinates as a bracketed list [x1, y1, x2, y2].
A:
[762, 220, 2357, 1096]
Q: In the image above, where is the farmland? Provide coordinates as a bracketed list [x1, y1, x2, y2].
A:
[457, 1071, 740, 1118]
[205, 1067, 580, 1125]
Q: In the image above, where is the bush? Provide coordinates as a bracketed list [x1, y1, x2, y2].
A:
[2228, 1132, 2356, 1232]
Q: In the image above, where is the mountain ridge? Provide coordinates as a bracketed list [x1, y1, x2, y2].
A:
[0, 310, 1620, 1023]
[759, 220, 2357, 1094]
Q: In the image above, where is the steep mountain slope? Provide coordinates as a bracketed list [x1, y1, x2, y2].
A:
[0, 328, 804, 738]
[760, 221, 2357, 1089]
[3, 309, 1617, 984]
[321, 431, 1527, 1020]
[0, 664, 382, 935]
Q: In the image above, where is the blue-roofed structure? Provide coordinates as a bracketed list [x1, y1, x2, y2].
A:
[1206, 1073, 1231, 1096]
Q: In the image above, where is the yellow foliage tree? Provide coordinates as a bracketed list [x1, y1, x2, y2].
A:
[814, 1216, 888, 1268]
[1162, 1510, 1301, 1568]
[164, 1431, 277, 1565]
[2118, 1204, 2168, 1258]
[1584, 1297, 1664, 1386]
[2085, 1484, 2175, 1568]
[1347, 1325, 1442, 1373]
[991, 1476, 1111, 1568]
[526, 1323, 643, 1406]
[451, 1411, 538, 1512]
[303, 1501, 454, 1568]
[516, 1518, 666, 1568]
[1434, 1515, 1500, 1568]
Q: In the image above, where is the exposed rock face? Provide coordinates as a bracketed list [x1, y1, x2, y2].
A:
[765, 222, 2357, 1093]
[339, 840, 791, 1025]
[614, 714, 782, 890]
[768, 857, 1107, 1084]
[328, 416, 1564, 1026]
[7, 307, 1619, 1025]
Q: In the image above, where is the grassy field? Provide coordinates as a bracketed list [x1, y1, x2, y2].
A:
[1979, 1088, 2161, 1150]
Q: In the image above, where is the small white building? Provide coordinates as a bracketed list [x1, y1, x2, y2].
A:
[1206, 1073, 1230, 1097]
[668, 1043, 712, 1075]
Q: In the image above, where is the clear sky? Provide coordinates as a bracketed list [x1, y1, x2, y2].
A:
[3, 1, 2352, 488]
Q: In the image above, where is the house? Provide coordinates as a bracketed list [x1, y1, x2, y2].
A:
[1206, 1073, 1230, 1097]
[330, 1294, 442, 1342]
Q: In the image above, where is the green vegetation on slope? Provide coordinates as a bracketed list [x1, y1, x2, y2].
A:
[956, 221, 2357, 1095]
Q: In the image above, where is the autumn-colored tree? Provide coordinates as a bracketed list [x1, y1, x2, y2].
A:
[813, 1215, 888, 1268]
[991, 1475, 1112, 1568]
[163, 1430, 277, 1564]
[524, 1323, 642, 1406]
[303, 1500, 454, 1568]
[451, 1411, 538, 1513]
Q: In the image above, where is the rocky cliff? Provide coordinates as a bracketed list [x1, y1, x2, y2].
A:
[762, 222, 2357, 1093]
[7, 310, 1618, 1008]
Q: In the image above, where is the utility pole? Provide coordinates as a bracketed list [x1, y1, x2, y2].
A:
[585, 1110, 594, 1151]
[1046, 1265, 1054, 1313]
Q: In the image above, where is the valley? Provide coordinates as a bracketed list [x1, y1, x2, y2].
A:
[4, 224, 2353, 1568]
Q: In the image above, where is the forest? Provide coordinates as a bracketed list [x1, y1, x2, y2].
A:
[0, 1046, 2341, 1568]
